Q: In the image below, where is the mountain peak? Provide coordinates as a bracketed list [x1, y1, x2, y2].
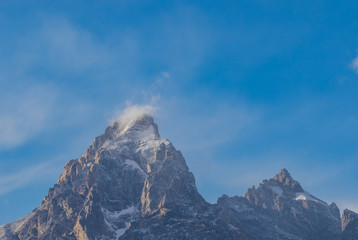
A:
[342, 209, 358, 226]
[245, 168, 304, 205]
[273, 168, 303, 192]
[342, 209, 358, 237]
[115, 112, 154, 125]
[2, 114, 353, 240]
[89, 113, 161, 154]
[274, 168, 293, 181]
[113, 113, 160, 138]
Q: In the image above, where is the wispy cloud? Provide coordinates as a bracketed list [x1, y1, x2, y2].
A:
[11, 18, 113, 74]
[39, 19, 112, 72]
[0, 19, 98, 150]
[0, 163, 51, 196]
[112, 103, 158, 126]
[351, 54, 358, 73]
[0, 81, 92, 150]
[0, 84, 57, 149]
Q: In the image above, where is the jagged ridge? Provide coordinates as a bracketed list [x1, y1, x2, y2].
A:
[0, 115, 357, 240]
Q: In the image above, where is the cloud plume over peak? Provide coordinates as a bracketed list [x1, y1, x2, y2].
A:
[112, 103, 158, 127]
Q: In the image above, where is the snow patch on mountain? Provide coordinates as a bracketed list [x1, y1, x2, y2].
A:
[102, 205, 138, 219]
[294, 192, 326, 205]
[102, 205, 139, 239]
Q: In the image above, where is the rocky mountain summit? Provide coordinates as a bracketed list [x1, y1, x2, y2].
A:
[0, 114, 357, 239]
[218, 169, 343, 240]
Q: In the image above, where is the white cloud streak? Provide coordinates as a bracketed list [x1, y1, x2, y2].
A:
[8, 18, 114, 74]
[112, 103, 158, 126]
[0, 20, 99, 150]
[39, 20, 112, 72]
[0, 81, 92, 150]
[0, 163, 50, 196]
[351, 55, 358, 73]
[0, 85, 57, 149]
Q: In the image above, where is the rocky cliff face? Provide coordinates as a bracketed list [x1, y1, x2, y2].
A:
[0, 115, 357, 240]
[342, 209, 358, 240]
[0, 115, 248, 240]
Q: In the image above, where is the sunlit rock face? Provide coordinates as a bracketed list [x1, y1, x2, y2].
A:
[0, 114, 357, 240]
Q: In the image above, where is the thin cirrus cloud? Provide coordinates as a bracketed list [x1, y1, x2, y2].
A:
[0, 81, 92, 150]
[10, 14, 214, 92]
[0, 85, 57, 149]
[111, 103, 158, 126]
[6, 18, 134, 88]
[39, 21, 112, 72]
[0, 20, 103, 150]
[351, 54, 358, 73]
[0, 163, 50, 196]
[13, 19, 113, 73]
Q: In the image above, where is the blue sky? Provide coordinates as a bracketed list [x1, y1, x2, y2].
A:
[1, 0, 358, 225]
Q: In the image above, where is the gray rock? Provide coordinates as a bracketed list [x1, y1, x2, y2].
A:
[342, 209, 358, 240]
[0, 115, 248, 240]
[0, 115, 356, 240]
[218, 168, 343, 240]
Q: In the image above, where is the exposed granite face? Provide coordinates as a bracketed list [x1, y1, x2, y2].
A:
[342, 209, 358, 240]
[0, 116, 356, 240]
